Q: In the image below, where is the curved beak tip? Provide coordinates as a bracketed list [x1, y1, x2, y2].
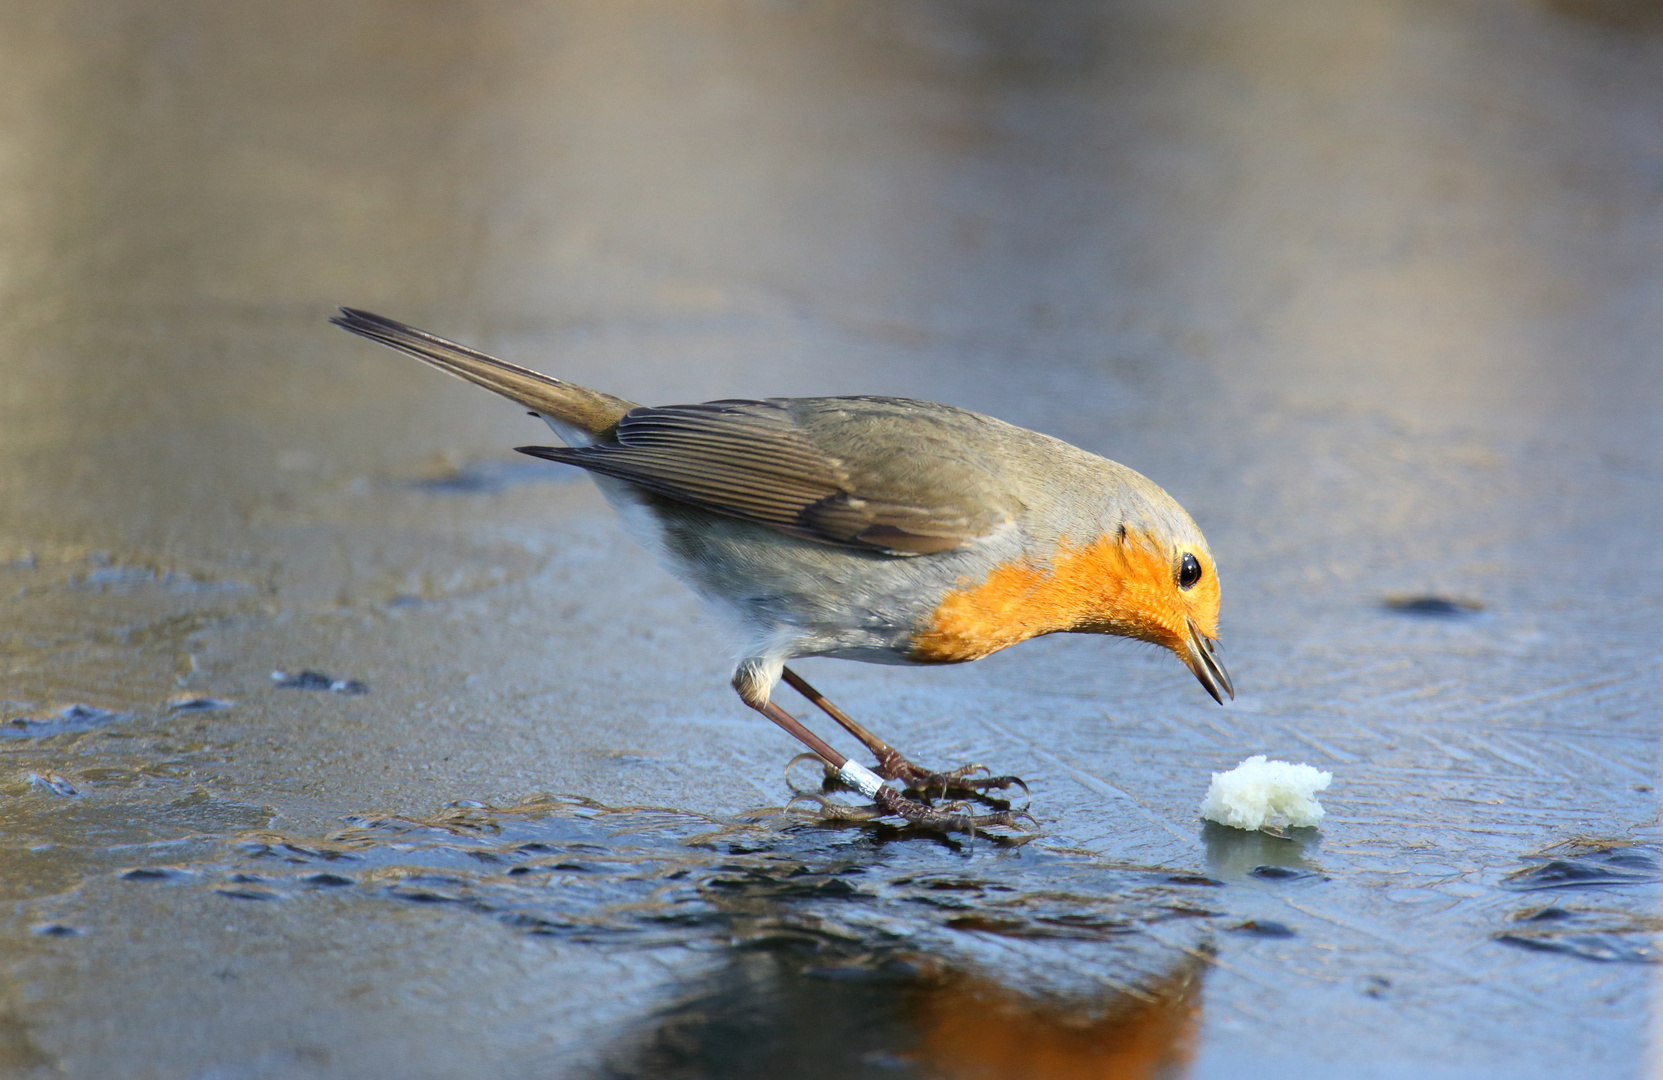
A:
[1184, 624, 1234, 705]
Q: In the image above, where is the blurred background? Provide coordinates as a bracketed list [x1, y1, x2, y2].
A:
[0, 2, 1658, 1078]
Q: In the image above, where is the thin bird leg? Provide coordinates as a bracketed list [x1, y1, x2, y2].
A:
[749, 698, 845, 771]
[742, 695, 1029, 835]
[778, 667, 1027, 800]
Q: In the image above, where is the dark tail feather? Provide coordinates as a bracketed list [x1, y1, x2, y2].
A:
[331, 308, 636, 438]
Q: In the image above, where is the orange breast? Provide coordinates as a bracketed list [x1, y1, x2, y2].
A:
[909, 532, 1189, 663]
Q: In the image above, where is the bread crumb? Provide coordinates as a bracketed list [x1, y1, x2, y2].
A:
[1200, 755, 1332, 831]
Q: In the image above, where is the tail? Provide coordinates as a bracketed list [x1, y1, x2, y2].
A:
[331, 308, 637, 441]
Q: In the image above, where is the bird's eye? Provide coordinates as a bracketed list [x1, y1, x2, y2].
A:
[1178, 552, 1202, 590]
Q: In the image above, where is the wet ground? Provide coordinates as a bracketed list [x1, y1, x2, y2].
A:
[0, 1, 1659, 1077]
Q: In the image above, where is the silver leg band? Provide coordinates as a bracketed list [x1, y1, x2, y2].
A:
[838, 760, 886, 798]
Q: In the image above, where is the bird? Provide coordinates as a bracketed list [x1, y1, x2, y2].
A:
[332, 308, 1232, 834]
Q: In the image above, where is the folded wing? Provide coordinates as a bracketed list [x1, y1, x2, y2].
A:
[519, 397, 1016, 555]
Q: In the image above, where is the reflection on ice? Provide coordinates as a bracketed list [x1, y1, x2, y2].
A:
[608, 941, 1207, 1079]
[1200, 821, 1322, 883]
[129, 795, 1218, 1075]
[908, 959, 1204, 1080]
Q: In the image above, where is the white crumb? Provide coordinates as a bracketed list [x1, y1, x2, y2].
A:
[1200, 755, 1333, 831]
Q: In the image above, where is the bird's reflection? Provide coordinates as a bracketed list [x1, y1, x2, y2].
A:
[604, 942, 1206, 1079]
[221, 797, 1219, 1079]
[601, 846, 1211, 1080]
[907, 956, 1204, 1080]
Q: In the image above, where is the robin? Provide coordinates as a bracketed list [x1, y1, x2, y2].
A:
[333, 309, 1232, 833]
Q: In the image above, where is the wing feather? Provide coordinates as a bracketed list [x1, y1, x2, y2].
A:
[518, 398, 1015, 555]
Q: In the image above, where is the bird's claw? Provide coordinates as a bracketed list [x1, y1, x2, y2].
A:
[786, 787, 1039, 839]
[880, 756, 1031, 804]
[904, 770, 1030, 803]
[873, 786, 1039, 838]
[786, 791, 885, 823]
[783, 752, 836, 795]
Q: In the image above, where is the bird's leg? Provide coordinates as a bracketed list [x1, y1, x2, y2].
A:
[778, 667, 1027, 800]
[739, 693, 1030, 835]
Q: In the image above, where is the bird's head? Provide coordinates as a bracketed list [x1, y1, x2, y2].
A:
[1065, 481, 1232, 704]
[1076, 530, 1231, 704]
[908, 477, 1232, 706]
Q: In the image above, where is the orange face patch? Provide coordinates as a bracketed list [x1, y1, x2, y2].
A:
[909, 532, 1219, 664]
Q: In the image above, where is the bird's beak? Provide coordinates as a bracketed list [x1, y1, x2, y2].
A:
[1183, 619, 1234, 704]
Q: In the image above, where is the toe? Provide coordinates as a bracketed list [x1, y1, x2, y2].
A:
[786, 792, 885, 823]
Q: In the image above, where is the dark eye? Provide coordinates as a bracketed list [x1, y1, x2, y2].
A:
[1178, 552, 1202, 590]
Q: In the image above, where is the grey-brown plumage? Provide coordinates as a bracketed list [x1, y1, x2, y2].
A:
[332, 307, 1232, 834]
[521, 397, 1021, 555]
[331, 308, 636, 437]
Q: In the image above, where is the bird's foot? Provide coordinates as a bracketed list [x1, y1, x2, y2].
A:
[784, 753, 1027, 806]
[875, 750, 1030, 803]
[788, 787, 1038, 839]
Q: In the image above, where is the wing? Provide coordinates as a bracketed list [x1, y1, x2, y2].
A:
[517, 397, 1019, 555]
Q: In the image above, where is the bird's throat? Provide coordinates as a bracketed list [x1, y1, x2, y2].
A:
[909, 532, 1192, 663]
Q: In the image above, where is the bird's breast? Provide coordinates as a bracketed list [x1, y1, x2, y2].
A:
[907, 532, 1180, 663]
